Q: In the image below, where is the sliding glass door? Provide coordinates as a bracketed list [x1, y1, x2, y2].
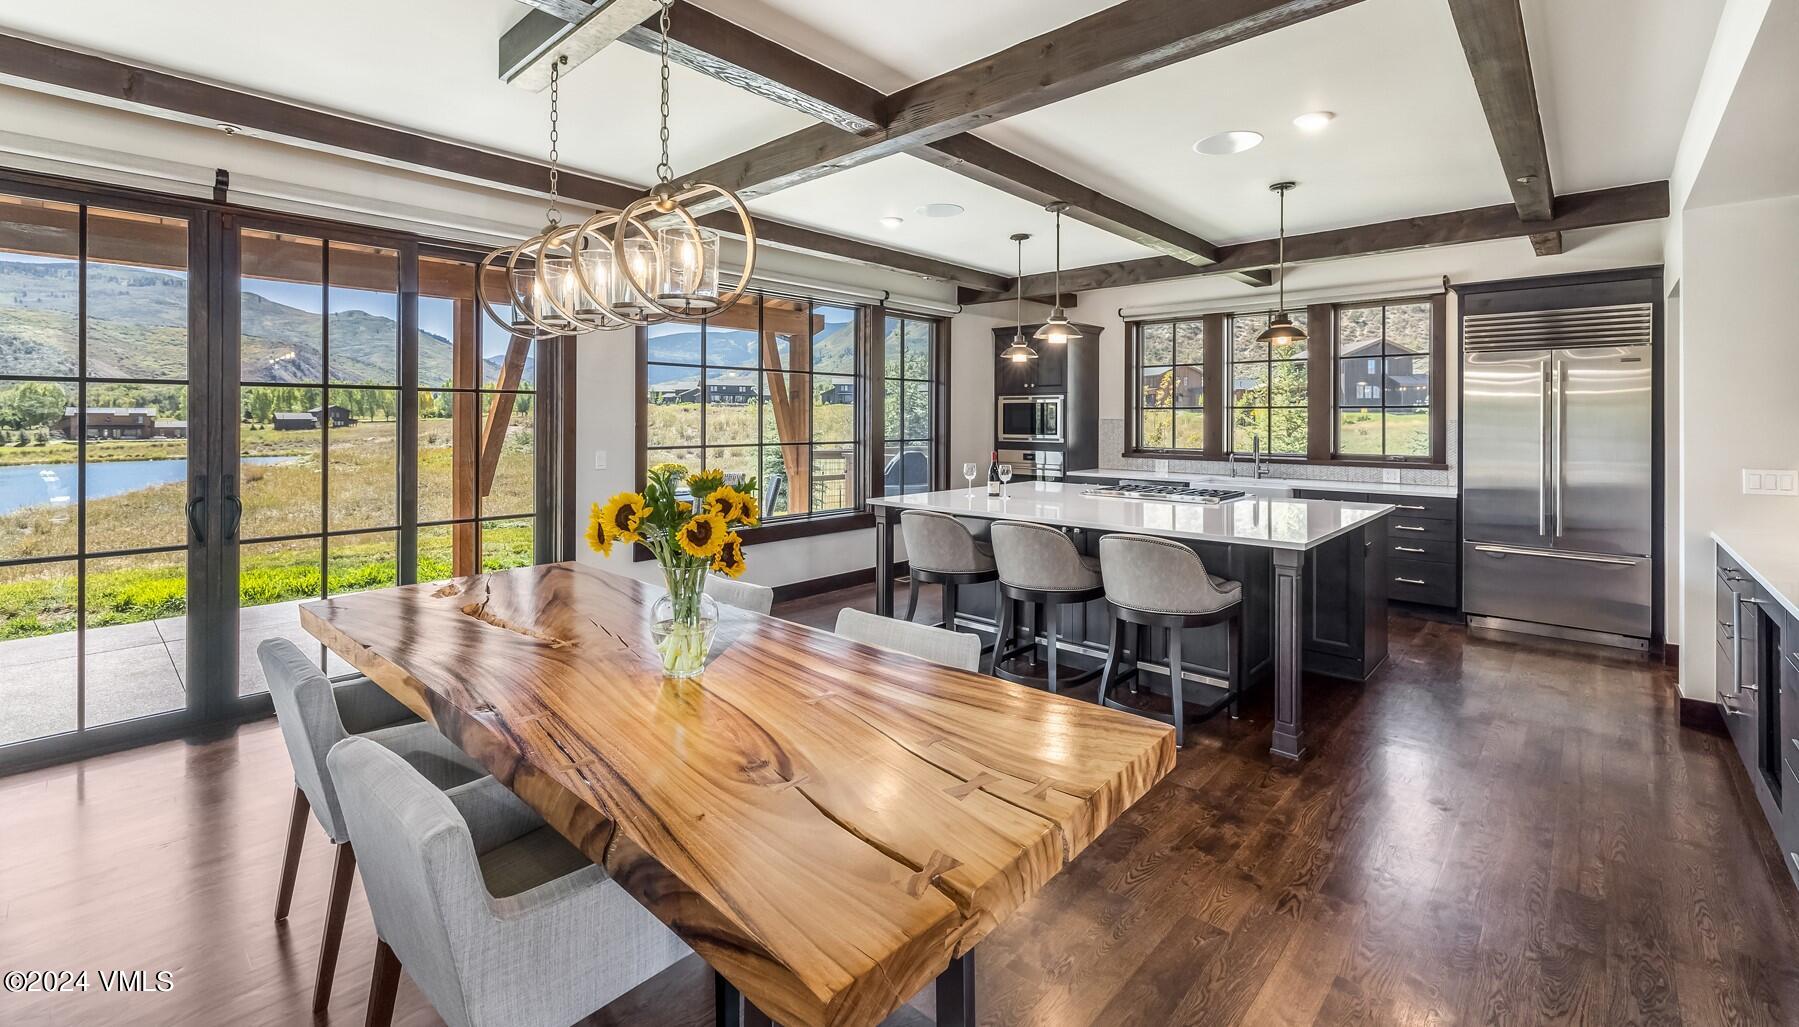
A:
[0, 180, 569, 770]
[0, 189, 203, 758]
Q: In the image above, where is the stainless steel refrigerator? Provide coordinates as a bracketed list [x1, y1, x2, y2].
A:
[1461, 302, 1655, 649]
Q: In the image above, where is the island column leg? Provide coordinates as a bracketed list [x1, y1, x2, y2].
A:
[874, 505, 896, 618]
[1270, 547, 1307, 760]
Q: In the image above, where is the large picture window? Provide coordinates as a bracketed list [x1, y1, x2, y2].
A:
[1229, 310, 1309, 456]
[643, 294, 861, 521]
[1126, 294, 1444, 465]
[880, 313, 940, 496]
[1334, 299, 1434, 459]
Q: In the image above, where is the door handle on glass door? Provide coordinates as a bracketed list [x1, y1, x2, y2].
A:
[187, 473, 206, 544]
[1552, 358, 1565, 537]
[223, 473, 243, 540]
[1538, 357, 1549, 536]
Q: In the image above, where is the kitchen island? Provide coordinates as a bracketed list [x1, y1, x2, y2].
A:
[870, 482, 1395, 759]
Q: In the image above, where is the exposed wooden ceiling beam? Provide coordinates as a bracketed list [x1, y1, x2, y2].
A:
[499, 0, 664, 90]
[615, 3, 883, 134]
[964, 182, 1668, 303]
[1529, 231, 1564, 256]
[683, 0, 1366, 200]
[0, 33, 1000, 289]
[510, 0, 600, 23]
[1446, 0, 1557, 250]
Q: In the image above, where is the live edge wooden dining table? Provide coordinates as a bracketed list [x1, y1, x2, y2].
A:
[300, 561, 1174, 1027]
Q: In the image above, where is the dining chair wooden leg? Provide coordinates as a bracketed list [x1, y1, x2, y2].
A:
[364, 938, 400, 1027]
[941, 582, 958, 633]
[1167, 628, 1185, 750]
[274, 785, 309, 922]
[903, 573, 921, 623]
[1131, 623, 1149, 694]
[312, 841, 357, 1013]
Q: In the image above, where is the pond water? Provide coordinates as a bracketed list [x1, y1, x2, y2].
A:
[0, 456, 297, 516]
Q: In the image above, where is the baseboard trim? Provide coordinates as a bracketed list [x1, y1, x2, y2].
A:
[1678, 696, 1727, 736]
[771, 563, 908, 604]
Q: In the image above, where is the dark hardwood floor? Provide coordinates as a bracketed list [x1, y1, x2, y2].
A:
[3, 583, 1797, 1026]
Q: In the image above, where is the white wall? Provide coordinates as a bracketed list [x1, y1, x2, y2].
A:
[1674, 196, 1799, 698]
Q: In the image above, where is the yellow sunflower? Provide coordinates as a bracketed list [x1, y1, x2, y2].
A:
[737, 492, 761, 527]
[584, 501, 613, 556]
[648, 461, 690, 480]
[676, 512, 730, 559]
[705, 484, 751, 523]
[711, 532, 747, 577]
[598, 492, 649, 543]
[688, 467, 725, 492]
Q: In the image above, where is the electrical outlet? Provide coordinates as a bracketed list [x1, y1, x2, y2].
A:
[1741, 469, 1798, 496]
[593, 450, 608, 470]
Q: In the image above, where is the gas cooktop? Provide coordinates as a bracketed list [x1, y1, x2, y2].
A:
[1082, 484, 1247, 505]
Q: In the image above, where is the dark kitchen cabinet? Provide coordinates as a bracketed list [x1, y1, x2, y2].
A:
[1298, 490, 1461, 612]
[993, 336, 1067, 391]
[1300, 523, 1390, 681]
[1715, 543, 1791, 884]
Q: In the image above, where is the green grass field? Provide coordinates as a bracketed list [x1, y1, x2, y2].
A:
[0, 419, 536, 641]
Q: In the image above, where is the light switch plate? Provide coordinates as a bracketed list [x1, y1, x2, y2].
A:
[594, 450, 608, 470]
[1742, 469, 1798, 496]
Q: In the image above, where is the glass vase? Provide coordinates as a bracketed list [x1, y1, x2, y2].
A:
[652, 566, 718, 678]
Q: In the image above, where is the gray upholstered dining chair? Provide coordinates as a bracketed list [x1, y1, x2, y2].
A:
[1095, 533, 1245, 749]
[988, 520, 1107, 692]
[327, 736, 692, 1027]
[260, 637, 486, 1012]
[834, 607, 983, 672]
[705, 575, 775, 615]
[900, 510, 999, 635]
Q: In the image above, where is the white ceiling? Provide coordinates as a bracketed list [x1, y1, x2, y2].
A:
[0, 0, 1728, 279]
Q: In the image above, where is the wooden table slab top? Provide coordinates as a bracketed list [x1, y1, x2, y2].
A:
[301, 562, 1174, 1027]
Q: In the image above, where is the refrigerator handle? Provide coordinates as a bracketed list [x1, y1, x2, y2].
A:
[1551, 356, 1565, 538]
[1538, 357, 1549, 536]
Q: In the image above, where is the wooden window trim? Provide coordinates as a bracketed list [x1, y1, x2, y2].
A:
[1122, 293, 1448, 469]
[868, 308, 952, 501]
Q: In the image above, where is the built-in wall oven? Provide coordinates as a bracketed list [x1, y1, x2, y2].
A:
[997, 394, 1064, 443]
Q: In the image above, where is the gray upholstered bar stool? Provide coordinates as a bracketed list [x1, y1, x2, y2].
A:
[1096, 533, 1245, 749]
[900, 510, 998, 636]
[988, 520, 1107, 692]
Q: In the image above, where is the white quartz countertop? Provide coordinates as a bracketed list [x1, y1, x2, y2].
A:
[872, 482, 1393, 551]
[1713, 532, 1799, 621]
[1066, 466, 1458, 499]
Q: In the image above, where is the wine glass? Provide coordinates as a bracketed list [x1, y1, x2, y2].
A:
[998, 463, 1014, 497]
[962, 461, 978, 494]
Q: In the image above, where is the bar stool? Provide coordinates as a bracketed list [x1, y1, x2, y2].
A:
[900, 511, 998, 637]
[1096, 533, 1245, 749]
[988, 521, 1107, 692]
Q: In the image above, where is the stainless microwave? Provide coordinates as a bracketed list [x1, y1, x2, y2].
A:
[997, 394, 1064, 442]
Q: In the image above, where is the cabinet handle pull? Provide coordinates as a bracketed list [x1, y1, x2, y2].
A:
[1395, 504, 1427, 511]
[1395, 545, 1427, 554]
[1394, 525, 1427, 532]
[1394, 577, 1427, 586]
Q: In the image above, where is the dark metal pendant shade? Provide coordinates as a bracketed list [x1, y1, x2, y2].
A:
[1258, 181, 1307, 348]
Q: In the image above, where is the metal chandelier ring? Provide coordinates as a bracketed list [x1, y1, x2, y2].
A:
[502, 229, 588, 337]
[609, 180, 756, 323]
[570, 208, 671, 328]
[534, 222, 624, 331]
[475, 244, 557, 342]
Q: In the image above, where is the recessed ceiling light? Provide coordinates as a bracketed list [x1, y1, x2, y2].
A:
[1192, 130, 1263, 156]
[915, 203, 964, 219]
[879, 215, 905, 229]
[1292, 111, 1336, 133]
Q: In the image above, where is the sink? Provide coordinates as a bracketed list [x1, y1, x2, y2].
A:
[1190, 475, 1293, 498]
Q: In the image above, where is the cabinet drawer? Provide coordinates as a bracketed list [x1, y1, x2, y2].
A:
[1387, 536, 1455, 564]
[1389, 558, 1457, 607]
[1385, 494, 1458, 522]
[1387, 516, 1456, 542]
[1297, 489, 1368, 502]
[1784, 765, 1799, 890]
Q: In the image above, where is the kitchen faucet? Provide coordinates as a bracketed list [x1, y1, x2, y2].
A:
[1227, 433, 1270, 479]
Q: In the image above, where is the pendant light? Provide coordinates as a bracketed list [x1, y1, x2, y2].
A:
[477, 55, 613, 338]
[1033, 201, 1082, 345]
[1256, 181, 1307, 348]
[581, 0, 755, 325]
[1000, 233, 1038, 363]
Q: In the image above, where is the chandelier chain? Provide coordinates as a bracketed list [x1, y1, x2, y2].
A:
[657, 0, 674, 184]
[546, 56, 563, 225]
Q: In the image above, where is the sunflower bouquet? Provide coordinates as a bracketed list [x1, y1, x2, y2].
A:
[587, 462, 759, 677]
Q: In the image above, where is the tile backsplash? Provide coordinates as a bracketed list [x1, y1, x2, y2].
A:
[1096, 418, 1457, 487]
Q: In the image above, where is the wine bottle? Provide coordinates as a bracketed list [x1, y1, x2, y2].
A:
[987, 451, 1001, 496]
